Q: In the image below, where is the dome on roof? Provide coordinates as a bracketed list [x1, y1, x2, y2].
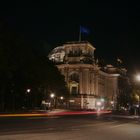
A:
[48, 42, 95, 64]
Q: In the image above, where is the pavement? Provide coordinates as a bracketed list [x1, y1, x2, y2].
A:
[110, 114, 140, 120]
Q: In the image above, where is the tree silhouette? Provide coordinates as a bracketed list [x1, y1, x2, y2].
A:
[0, 25, 68, 111]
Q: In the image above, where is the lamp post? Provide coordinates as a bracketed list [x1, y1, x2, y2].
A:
[60, 96, 64, 100]
[135, 74, 140, 115]
[111, 101, 114, 110]
[60, 96, 64, 108]
[50, 93, 55, 109]
[50, 93, 55, 98]
[27, 89, 31, 93]
[26, 88, 31, 109]
[136, 74, 140, 82]
[96, 101, 102, 111]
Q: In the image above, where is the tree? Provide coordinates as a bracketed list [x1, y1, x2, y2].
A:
[0, 25, 68, 111]
[117, 75, 132, 111]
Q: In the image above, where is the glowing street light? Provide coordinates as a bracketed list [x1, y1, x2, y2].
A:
[27, 89, 31, 93]
[50, 93, 55, 98]
[25, 89, 31, 108]
[136, 74, 140, 82]
[111, 101, 114, 105]
[135, 74, 140, 115]
[50, 93, 55, 108]
[96, 101, 101, 106]
[60, 96, 64, 100]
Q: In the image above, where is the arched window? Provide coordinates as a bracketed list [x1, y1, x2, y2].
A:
[69, 73, 79, 82]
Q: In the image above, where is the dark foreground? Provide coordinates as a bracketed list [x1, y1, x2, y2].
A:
[0, 113, 140, 140]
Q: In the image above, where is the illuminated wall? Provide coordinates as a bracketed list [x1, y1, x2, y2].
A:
[48, 41, 119, 109]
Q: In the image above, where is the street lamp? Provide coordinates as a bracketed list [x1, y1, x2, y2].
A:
[27, 89, 31, 93]
[60, 96, 64, 100]
[26, 88, 31, 109]
[135, 74, 140, 115]
[59, 96, 64, 108]
[136, 74, 140, 82]
[50, 93, 55, 108]
[50, 93, 55, 98]
[111, 101, 114, 104]
[111, 101, 114, 110]
[96, 101, 102, 111]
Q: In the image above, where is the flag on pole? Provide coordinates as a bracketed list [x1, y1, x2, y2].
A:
[80, 26, 90, 34]
[79, 26, 90, 41]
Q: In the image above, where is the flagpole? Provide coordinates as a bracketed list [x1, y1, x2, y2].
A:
[79, 26, 81, 42]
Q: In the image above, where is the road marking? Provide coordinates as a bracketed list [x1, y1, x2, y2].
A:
[109, 123, 129, 128]
[85, 121, 119, 127]
[71, 128, 80, 131]
[66, 121, 119, 130]
[47, 127, 55, 130]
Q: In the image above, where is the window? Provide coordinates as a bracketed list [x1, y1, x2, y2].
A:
[69, 73, 79, 82]
[71, 87, 77, 94]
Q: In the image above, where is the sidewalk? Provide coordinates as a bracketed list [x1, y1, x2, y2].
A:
[110, 111, 140, 120]
[47, 109, 71, 113]
[110, 114, 140, 119]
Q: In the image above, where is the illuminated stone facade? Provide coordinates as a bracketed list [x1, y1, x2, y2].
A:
[48, 41, 119, 110]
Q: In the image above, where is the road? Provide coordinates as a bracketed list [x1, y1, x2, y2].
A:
[0, 114, 140, 140]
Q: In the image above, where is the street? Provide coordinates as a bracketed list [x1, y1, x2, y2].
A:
[0, 113, 140, 140]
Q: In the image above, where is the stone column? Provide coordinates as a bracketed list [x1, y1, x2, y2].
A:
[79, 68, 83, 94]
[95, 72, 98, 96]
[90, 72, 95, 95]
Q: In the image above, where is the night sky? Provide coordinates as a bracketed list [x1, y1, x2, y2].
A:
[0, 1, 140, 75]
